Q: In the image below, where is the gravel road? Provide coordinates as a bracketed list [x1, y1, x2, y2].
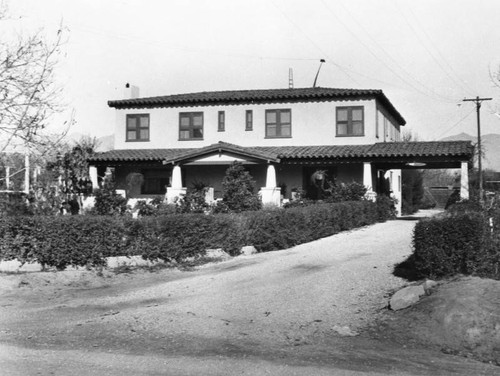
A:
[0, 210, 498, 375]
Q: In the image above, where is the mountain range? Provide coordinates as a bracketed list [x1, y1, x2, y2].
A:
[440, 132, 500, 172]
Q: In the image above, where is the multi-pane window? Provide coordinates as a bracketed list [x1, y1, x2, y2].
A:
[246, 110, 253, 131]
[126, 114, 150, 141]
[179, 112, 203, 140]
[336, 106, 364, 136]
[218, 111, 225, 132]
[265, 109, 291, 138]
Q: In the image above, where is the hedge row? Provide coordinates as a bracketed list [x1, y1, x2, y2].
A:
[413, 209, 500, 280]
[0, 200, 389, 270]
[0, 216, 126, 270]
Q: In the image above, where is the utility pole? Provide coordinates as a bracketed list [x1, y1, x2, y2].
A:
[463, 96, 492, 206]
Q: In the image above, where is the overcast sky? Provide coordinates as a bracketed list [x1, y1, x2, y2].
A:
[5, 0, 500, 141]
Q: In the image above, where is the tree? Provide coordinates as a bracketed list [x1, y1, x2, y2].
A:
[0, 3, 68, 154]
[46, 136, 98, 195]
[219, 162, 261, 212]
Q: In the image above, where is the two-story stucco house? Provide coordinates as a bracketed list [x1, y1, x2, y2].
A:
[89, 86, 474, 214]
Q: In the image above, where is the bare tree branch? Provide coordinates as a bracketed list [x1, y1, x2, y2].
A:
[0, 8, 68, 153]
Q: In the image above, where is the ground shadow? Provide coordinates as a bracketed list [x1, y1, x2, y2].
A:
[393, 254, 424, 282]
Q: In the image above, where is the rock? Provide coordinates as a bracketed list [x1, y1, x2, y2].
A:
[423, 279, 438, 295]
[205, 249, 230, 259]
[240, 246, 258, 256]
[332, 325, 359, 336]
[389, 285, 426, 311]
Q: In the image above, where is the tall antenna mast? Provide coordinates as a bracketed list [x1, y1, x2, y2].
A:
[288, 68, 294, 89]
[313, 59, 326, 88]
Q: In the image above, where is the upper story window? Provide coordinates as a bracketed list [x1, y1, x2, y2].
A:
[336, 106, 364, 137]
[246, 110, 253, 131]
[126, 114, 150, 142]
[218, 111, 225, 132]
[265, 109, 291, 138]
[179, 112, 203, 140]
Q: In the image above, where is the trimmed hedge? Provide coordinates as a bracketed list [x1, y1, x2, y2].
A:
[0, 216, 127, 270]
[412, 209, 500, 280]
[0, 200, 390, 270]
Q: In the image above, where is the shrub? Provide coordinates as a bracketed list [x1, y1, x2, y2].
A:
[176, 182, 210, 214]
[0, 216, 128, 270]
[376, 194, 397, 221]
[220, 162, 261, 212]
[0, 199, 390, 270]
[0, 192, 31, 216]
[92, 181, 128, 216]
[324, 181, 367, 203]
[134, 196, 177, 217]
[244, 201, 379, 253]
[412, 212, 491, 279]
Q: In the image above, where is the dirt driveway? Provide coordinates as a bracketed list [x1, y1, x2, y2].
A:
[0, 211, 498, 375]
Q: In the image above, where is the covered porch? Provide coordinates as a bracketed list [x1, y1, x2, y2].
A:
[87, 140, 474, 214]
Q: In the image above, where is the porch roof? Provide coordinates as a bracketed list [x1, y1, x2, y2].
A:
[89, 141, 473, 168]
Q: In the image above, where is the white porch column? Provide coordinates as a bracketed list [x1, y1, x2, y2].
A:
[363, 162, 376, 201]
[363, 162, 373, 190]
[265, 164, 277, 188]
[171, 165, 182, 188]
[385, 169, 402, 217]
[261, 164, 281, 206]
[166, 165, 187, 203]
[89, 166, 98, 191]
[460, 161, 469, 200]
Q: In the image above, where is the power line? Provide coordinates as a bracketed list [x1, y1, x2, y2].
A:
[402, 3, 478, 96]
[269, 0, 361, 85]
[318, 0, 458, 104]
[432, 107, 475, 140]
[394, 1, 477, 97]
[463, 96, 493, 206]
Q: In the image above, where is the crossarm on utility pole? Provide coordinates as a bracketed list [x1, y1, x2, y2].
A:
[463, 96, 493, 206]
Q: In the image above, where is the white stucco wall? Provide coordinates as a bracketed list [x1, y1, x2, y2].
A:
[113, 99, 383, 150]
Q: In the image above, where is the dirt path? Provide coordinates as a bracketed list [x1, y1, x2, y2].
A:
[0, 211, 498, 375]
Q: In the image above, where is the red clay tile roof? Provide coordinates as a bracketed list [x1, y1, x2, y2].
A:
[255, 141, 474, 159]
[89, 141, 473, 163]
[89, 148, 190, 162]
[108, 87, 406, 125]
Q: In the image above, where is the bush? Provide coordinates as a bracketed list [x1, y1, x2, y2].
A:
[134, 196, 177, 217]
[176, 182, 210, 214]
[0, 192, 31, 216]
[376, 194, 397, 221]
[0, 216, 128, 270]
[324, 181, 367, 203]
[0, 200, 391, 270]
[92, 182, 128, 216]
[128, 213, 245, 261]
[220, 162, 261, 212]
[412, 212, 500, 279]
[243, 201, 380, 253]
